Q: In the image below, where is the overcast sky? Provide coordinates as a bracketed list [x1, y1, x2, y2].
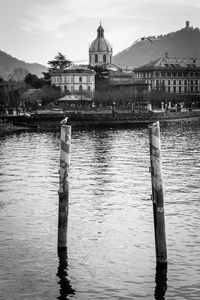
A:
[1, 0, 200, 66]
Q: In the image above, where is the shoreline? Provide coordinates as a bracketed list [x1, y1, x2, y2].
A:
[1, 110, 200, 133]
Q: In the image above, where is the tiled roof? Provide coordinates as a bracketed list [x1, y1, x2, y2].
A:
[155, 58, 200, 68]
[51, 65, 95, 75]
[135, 58, 200, 70]
[57, 95, 92, 101]
[134, 58, 161, 70]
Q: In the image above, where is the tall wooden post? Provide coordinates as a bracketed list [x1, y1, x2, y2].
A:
[149, 121, 167, 265]
[58, 125, 71, 251]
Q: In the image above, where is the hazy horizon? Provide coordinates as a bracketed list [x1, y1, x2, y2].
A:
[1, 0, 200, 66]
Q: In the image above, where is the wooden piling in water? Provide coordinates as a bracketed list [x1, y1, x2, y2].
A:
[149, 121, 167, 265]
[58, 125, 71, 251]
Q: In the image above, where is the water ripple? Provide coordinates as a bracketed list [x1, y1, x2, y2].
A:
[0, 125, 200, 299]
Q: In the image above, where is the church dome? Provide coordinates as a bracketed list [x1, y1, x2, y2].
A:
[89, 24, 112, 52]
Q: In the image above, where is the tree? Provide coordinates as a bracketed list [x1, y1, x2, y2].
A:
[25, 73, 45, 88]
[42, 72, 51, 85]
[89, 65, 110, 89]
[8, 68, 29, 82]
[47, 52, 72, 71]
[40, 85, 61, 105]
[0, 79, 8, 109]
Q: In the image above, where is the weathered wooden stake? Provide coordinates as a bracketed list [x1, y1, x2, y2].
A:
[149, 121, 167, 265]
[58, 125, 71, 251]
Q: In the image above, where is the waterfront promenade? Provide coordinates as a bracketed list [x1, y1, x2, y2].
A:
[1, 109, 200, 133]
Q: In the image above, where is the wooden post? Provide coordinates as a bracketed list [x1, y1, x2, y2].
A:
[58, 125, 71, 251]
[149, 121, 167, 265]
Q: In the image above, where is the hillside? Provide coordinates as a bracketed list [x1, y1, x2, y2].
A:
[113, 24, 200, 68]
[0, 50, 47, 79]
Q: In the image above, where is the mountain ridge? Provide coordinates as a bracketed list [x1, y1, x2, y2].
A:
[113, 23, 200, 68]
[0, 49, 47, 79]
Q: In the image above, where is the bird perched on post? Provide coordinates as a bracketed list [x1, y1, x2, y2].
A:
[60, 117, 68, 125]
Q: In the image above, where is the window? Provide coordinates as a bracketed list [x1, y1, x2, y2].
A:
[103, 54, 106, 63]
[95, 54, 98, 63]
[79, 85, 82, 91]
[87, 86, 91, 91]
[173, 87, 176, 93]
[179, 87, 182, 93]
[79, 76, 82, 82]
[179, 80, 181, 85]
[168, 80, 170, 85]
[184, 80, 187, 85]
[173, 80, 176, 85]
[168, 87, 171, 92]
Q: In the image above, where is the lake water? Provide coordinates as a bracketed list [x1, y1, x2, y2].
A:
[0, 122, 200, 300]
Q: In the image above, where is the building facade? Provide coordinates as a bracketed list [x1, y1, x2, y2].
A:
[50, 65, 95, 94]
[134, 57, 200, 97]
[89, 24, 112, 66]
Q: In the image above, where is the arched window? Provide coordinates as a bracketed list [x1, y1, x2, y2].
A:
[103, 54, 106, 63]
[79, 85, 82, 91]
[95, 54, 98, 63]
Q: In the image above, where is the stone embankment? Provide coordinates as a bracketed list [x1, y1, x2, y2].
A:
[1, 110, 200, 133]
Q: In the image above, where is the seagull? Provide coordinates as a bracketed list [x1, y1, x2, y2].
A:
[60, 117, 68, 125]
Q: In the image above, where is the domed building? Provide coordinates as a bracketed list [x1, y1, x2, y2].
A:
[89, 23, 113, 66]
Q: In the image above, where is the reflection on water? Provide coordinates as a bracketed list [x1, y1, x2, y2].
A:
[0, 123, 200, 299]
[154, 264, 168, 300]
[57, 250, 75, 300]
